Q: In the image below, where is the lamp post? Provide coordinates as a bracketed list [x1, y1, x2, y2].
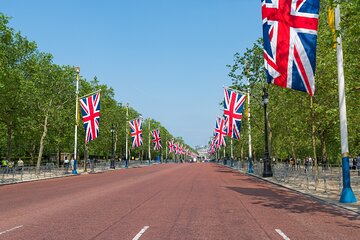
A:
[110, 124, 115, 169]
[73, 66, 80, 175]
[125, 103, 129, 168]
[262, 87, 273, 177]
[247, 88, 253, 173]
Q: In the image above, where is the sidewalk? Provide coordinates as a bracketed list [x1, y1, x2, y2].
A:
[251, 172, 360, 214]
[0, 162, 152, 186]
[224, 163, 360, 214]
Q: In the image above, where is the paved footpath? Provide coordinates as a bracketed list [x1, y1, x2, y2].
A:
[0, 163, 359, 240]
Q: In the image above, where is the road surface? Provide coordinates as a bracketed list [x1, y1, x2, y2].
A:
[0, 163, 359, 239]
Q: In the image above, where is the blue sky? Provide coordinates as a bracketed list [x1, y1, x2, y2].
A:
[1, 0, 262, 147]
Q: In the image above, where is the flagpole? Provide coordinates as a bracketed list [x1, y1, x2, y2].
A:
[125, 103, 129, 168]
[247, 88, 253, 173]
[73, 66, 80, 175]
[165, 134, 168, 163]
[334, 4, 356, 203]
[230, 139, 234, 167]
[148, 120, 151, 165]
[223, 145, 226, 165]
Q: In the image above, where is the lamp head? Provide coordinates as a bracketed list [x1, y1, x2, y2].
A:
[262, 87, 269, 106]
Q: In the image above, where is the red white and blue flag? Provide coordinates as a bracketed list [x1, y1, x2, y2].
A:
[214, 116, 227, 148]
[223, 88, 246, 139]
[174, 143, 180, 155]
[262, 0, 319, 96]
[80, 92, 101, 142]
[168, 140, 175, 153]
[179, 145, 183, 155]
[151, 129, 162, 151]
[129, 117, 143, 148]
[208, 137, 217, 155]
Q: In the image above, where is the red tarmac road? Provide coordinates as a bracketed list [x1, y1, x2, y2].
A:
[0, 163, 359, 240]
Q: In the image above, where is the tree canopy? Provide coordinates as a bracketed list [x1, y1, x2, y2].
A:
[224, 0, 359, 163]
[0, 13, 194, 166]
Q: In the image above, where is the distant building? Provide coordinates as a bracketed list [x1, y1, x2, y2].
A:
[195, 145, 209, 160]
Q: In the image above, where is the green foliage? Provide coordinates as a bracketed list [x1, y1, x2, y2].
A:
[225, 0, 359, 163]
[0, 13, 192, 164]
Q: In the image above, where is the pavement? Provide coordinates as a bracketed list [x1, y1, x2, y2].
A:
[1, 163, 360, 240]
[224, 164, 360, 214]
[2, 162, 359, 216]
[250, 172, 360, 214]
[0, 162, 151, 185]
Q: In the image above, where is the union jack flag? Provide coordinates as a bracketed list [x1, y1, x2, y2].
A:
[214, 116, 227, 148]
[129, 117, 143, 148]
[262, 0, 319, 96]
[174, 143, 180, 155]
[208, 137, 217, 154]
[223, 88, 246, 139]
[168, 140, 175, 153]
[151, 129, 162, 151]
[80, 92, 101, 142]
[179, 145, 183, 155]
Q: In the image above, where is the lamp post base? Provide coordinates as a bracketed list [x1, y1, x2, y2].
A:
[262, 172, 273, 178]
[72, 160, 77, 174]
[340, 187, 357, 203]
[339, 156, 357, 203]
[248, 158, 253, 173]
[110, 159, 115, 169]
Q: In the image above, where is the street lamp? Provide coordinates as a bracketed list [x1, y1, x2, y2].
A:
[73, 66, 80, 175]
[125, 102, 129, 168]
[110, 124, 115, 169]
[262, 87, 273, 177]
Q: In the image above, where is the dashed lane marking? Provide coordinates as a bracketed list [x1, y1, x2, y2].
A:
[275, 229, 290, 240]
[0, 225, 23, 235]
[132, 226, 150, 240]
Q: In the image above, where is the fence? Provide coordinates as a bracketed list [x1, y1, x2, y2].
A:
[222, 160, 360, 200]
[0, 159, 166, 185]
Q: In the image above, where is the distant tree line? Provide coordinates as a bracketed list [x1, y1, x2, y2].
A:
[0, 14, 194, 167]
[224, 0, 359, 164]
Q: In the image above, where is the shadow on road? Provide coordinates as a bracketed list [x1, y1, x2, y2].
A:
[227, 185, 360, 224]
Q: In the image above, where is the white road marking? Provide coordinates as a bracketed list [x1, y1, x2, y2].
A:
[0, 225, 23, 235]
[132, 226, 150, 240]
[275, 229, 290, 240]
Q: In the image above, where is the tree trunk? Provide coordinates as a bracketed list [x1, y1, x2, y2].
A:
[310, 97, 318, 171]
[36, 113, 49, 174]
[273, 145, 278, 163]
[6, 125, 12, 162]
[57, 147, 60, 167]
[321, 131, 327, 161]
[291, 142, 296, 160]
[30, 142, 35, 166]
[240, 143, 244, 161]
[84, 141, 89, 172]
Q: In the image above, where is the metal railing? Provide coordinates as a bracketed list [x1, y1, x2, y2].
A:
[221, 160, 360, 200]
[0, 159, 179, 185]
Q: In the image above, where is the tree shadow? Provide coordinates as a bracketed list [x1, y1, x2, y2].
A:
[227, 185, 360, 224]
